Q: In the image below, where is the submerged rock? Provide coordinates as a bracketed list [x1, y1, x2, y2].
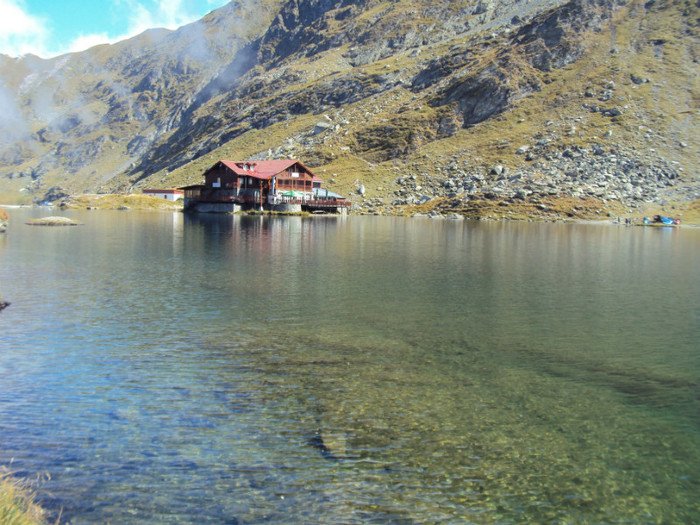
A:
[308, 428, 350, 460]
[308, 429, 340, 460]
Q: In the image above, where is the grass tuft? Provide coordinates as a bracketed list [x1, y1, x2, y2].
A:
[0, 470, 48, 525]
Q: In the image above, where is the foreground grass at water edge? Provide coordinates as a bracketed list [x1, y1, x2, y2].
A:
[0, 471, 48, 525]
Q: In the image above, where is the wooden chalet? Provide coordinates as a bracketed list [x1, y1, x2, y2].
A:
[181, 159, 350, 214]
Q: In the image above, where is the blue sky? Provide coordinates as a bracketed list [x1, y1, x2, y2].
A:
[0, 0, 230, 58]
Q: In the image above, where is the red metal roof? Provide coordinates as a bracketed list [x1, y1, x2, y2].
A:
[215, 159, 317, 180]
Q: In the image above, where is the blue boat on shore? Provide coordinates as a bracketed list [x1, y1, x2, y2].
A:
[642, 215, 681, 226]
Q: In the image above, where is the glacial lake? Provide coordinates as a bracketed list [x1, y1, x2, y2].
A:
[0, 208, 698, 524]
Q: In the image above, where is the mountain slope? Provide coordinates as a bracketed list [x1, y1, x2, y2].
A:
[0, 0, 281, 196]
[0, 0, 697, 221]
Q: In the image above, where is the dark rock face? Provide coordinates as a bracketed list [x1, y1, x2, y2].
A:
[411, 49, 477, 92]
[41, 186, 69, 203]
[514, 0, 612, 71]
[434, 65, 511, 127]
[260, 0, 363, 63]
[420, 0, 614, 128]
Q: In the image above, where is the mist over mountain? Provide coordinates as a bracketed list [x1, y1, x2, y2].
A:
[0, 0, 697, 219]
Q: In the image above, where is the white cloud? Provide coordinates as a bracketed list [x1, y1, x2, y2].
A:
[59, 0, 226, 56]
[0, 0, 230, 58]
[66, 33, 114, 54]
[0, 0, 50, 57]
[120, 0, 217, 36]
[63, 0, 214, 55]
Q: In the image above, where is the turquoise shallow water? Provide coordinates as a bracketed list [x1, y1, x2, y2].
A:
[0, 209, 699, 523]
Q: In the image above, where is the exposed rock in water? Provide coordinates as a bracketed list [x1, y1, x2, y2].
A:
[26, 216, 82, 226]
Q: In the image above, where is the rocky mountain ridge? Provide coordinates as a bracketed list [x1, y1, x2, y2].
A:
[0, 0, 697, 221]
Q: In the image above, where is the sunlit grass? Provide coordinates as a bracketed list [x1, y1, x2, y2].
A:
[0, 470, 48, 525]
[63, 194, 183, 211]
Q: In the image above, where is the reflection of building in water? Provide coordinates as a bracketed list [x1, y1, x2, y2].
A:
[171, 210, 184, 257]
[180, 213, 324, 309]
[180, 159, 350, 214]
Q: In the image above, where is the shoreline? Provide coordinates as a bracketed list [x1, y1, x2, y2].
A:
[2, 197, 698, 227]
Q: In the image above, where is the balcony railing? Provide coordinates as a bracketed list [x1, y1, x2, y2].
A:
[187, 188, 349, 208]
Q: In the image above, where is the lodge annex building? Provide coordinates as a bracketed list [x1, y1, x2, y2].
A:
[180, 159, 349, 214]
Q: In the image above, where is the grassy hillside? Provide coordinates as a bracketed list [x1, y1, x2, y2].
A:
[121, 0, 694, 222]
[0, 0, 697, 222]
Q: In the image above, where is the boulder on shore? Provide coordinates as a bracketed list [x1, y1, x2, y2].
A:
[0, 206, 8, 232]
